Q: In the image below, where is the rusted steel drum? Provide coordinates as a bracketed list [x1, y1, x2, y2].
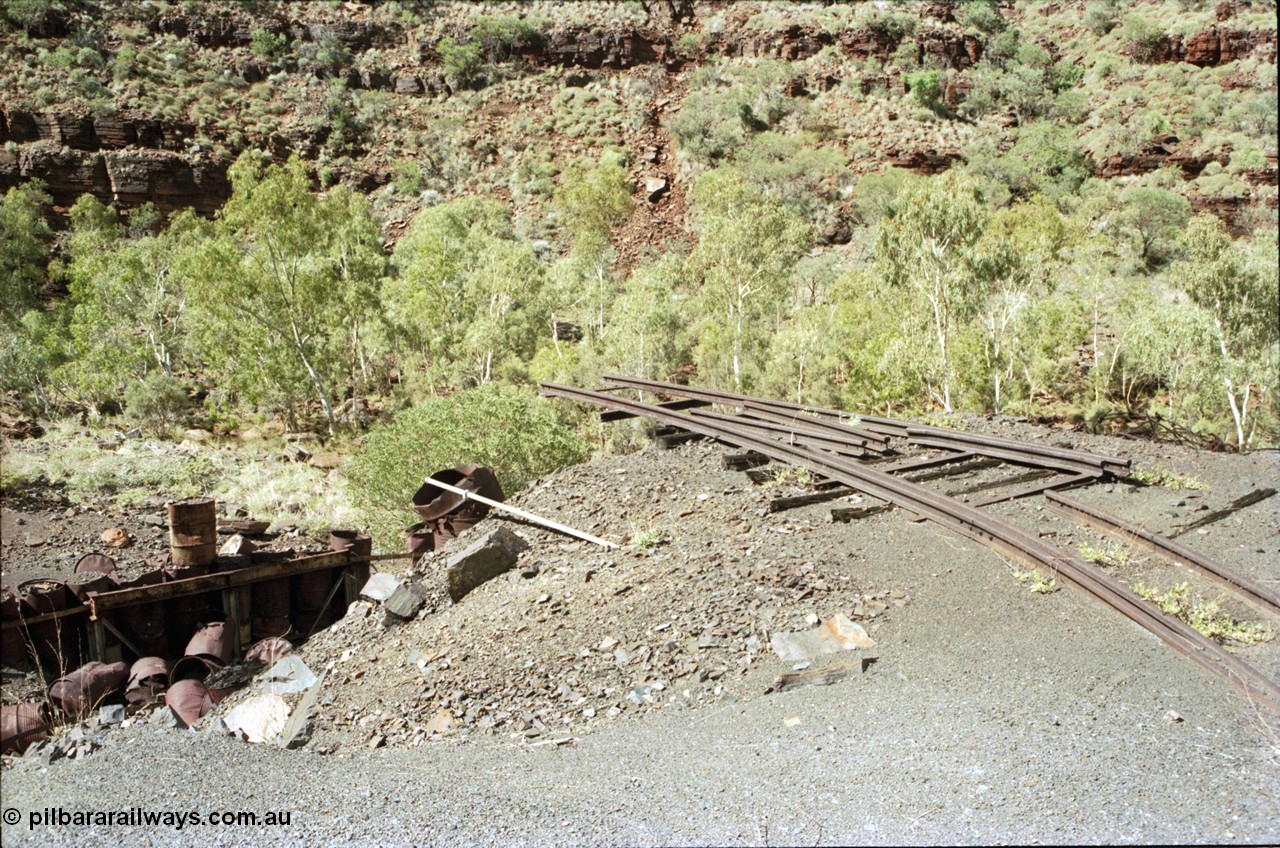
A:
[125, 656, 170, 713]
[1, 584, 34, 671]
[184, 621, 233, 665]
[0, 702, 51, 754]
[405, 523, 434, 558]
[292, 570, 338, 632]
[162, 563, 218, 647]
[66, 569, 117, 603]
[329, 529, 372, 557]
[168, 498, 218, 567]
[329, 529, 371, 607]
[118, 569, 169, 658]
[75, 552, 118, 576]
[245, 637, 292, 665]
[169, 655, 217, 683]
[412, 464, 504, 522]
[19, 579, 78, 669]
[251, 577, 293, 641]
[165, 679, 213, 727]
[48, 660, 128, 719]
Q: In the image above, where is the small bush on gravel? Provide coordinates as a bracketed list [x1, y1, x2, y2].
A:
[1134, 582, 1272, 645]
[345, 384, 589, 548]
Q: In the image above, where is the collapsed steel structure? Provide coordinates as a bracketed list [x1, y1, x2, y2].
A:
[542, 376, 1280, 713]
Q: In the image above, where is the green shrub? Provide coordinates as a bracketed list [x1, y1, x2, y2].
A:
[1122, 17, 1165, 62]
[345, 384, 589, 547]
[249, 27, 289, 62]
[123, 372, 189, 429]
[1084, 0, 1120, 35]
[905, 69, 943, 113]
[960, 0, 1005, 34]
[439, 36, 484, 88]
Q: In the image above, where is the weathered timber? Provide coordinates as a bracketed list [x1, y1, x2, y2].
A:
[902, 457, 1003, 483]
[723, 451, 771, 471]
[767, 487, 859, 513]
[766, 659, 872, 694]
[830, 504, 893, 523]
[1169, 488, 1277, 538]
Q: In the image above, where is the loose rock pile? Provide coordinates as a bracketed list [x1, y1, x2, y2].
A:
[293, 442, 904, 751]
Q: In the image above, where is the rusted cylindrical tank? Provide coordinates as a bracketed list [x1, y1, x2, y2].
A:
[19, 579, 78, 670]
[118, 569, 169, 658]
[0, 702, 51, 754]
[165, 679, 213, 727]
[1, 584, 34, 671]
[245, 636, 292, 665]
[48, 661, 128, 719]
[251, 577, 293, 641]
[168, 498, 217, 567]
[125, 656, 170, 714]
[329, 529, 371, 609]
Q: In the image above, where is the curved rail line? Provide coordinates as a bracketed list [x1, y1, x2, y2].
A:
[1045, 491, 1280, 615]
[600, 374, 1131, 476]
[541, 381, 1280, 713]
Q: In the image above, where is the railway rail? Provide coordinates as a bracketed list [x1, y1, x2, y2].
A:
[541, 379, 1280, 714]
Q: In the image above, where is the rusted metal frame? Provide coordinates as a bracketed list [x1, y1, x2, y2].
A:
[1045, 491, 1280, 615]
[97, 615, 144, 659]
[601, 375, 1130, 473]
[0, 605, 88, 630]
[600, 375, 898, 443]
[599, 399, 712, 421]
[541, 382, 1280, 712]
[968, 472, 1099, 508]
[89, 550, 360, 614]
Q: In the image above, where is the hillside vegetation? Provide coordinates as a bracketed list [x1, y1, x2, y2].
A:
[1, 0, 1277, 452]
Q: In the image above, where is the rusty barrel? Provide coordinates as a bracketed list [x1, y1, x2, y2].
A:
[165, 679, 213, 727]
[0, 702, 51, 755]
[1, 584, 34, 671]
[48, 661, 128, 719]
[329, 529, 371, 607]
[168, 498, 217, 568]
[125, 656, 170, 713]
[18, 579, 78, 670]
[118, 569, 169, 658]
[251, 577, 293, 641]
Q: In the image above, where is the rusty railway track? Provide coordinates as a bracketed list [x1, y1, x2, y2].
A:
[541, 379, 1280, 714]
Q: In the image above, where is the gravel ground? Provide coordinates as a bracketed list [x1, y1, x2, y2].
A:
[2, 428, 1278, 846]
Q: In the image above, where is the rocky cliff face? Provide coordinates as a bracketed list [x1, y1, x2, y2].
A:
[0, 1, 1274, 227]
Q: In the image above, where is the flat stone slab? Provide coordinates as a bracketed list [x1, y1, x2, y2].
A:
[446, 526, 529, 602]
[384, 582, 430, 620]
[360, 572, 401, 603]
